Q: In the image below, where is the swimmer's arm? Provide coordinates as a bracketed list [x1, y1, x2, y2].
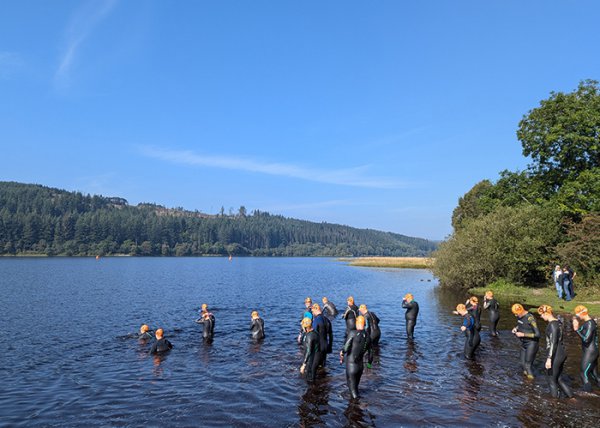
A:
[547, 326, 557, 360]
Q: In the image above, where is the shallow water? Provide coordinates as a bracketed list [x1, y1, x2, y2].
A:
[1, 257, 599, 427]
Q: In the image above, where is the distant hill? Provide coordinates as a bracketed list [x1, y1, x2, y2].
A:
[0, 181, 437, 257]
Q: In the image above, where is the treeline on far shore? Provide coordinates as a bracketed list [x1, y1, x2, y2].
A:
[433, 80, 600, 291]
[0, 182, 437, 258]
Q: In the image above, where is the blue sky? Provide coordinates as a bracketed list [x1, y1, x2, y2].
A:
[1, 1, 599, 240]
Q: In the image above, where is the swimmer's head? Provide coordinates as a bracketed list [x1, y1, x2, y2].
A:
[201, 303, 208, 311]
[511, 303, 525, 316]
[359, 304, 367, 314]
[469, 296, 479, 305]
[322, 297, 328, 303]
[574, 305, 589, 318]
[355, 315, 365, 330]
[155, 328, 164, 339]
[347, 296, 354, 304]
[537, 305, 553, 317]
[305, 297, 312, 308]
[301, 317, 312, 329]
[251, 311, 259, 319]
[456, 304, 467, 315]
[404, 293, 413, 301]
[485, 290, 494, 299]
[140, 324, 149, 334]
[312, 303, 321, 314]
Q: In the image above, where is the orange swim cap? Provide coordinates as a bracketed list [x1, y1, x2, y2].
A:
[312, 303, 321, 311]
[140, 324, 149, 333]
[322, 297, 328, 303]
[537, 305, 553, 316]
[251, 311, 259, 318]
[470, 296, 479, 305]
[359, 304, 367, 311]
[574, 305, 589, 317]
[511, 303, 524, 315]
[301, 317, 312, 328]
[485, 290, 494, 299]
[355, 315, 365, 328]
[404, 293, 413, 300]
[347, 296, 354, 303]
[155, 328, 164, 339]
[201, 303, 208, 310]
[456, 304, 466, 312]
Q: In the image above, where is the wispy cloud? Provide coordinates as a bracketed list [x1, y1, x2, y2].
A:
[0, 52, 24, 79]
[140, 146, 407, 189]
[55, 0, 117, 84]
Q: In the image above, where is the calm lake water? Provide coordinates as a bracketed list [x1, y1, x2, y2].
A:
[1, 257, 599, 427]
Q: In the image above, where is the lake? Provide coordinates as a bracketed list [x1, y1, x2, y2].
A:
[1, 257, 599, 427]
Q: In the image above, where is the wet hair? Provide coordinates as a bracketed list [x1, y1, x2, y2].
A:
[537, 305, 553, 316]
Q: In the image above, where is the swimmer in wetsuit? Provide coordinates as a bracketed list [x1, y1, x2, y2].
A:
[483, 291, 500, 337]
[297, 297, 314, 344]
[149, 328, 173, 354]
[538, 305, 572, 398]
[196, 310, 215, 342]
[343, 296, 359, 339]
[340, 315, 373, 399]
[300, 317, 320, 383]
[311, 304, 333, 367]
[511, 303, 540, 379]
[250, 311, 265, 341]
[138, 324, 154, 340]
[466, 296, 482, 332]
[572, 305, 599, 392]
[322, 297, 338, 317]
[402, 294, 419, 340]
[359, 304, 381, 346]
[456, 304, 480, 359]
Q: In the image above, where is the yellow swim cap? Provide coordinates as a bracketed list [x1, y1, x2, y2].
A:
[201, 303, 208, 310]
[456, 304, 466, 312]
[155, 328, 164, 339]
[251, 311, 259, 318]
[355, 315, 365, 328]
[469, 296, 479, 304]
[485, 290, 494, 299]
[359, 304, 367, 311]
[347, 296, 354, 303]
[537, 305, 553, 316]
[511, 303, 524, 315]
[404, 293, 413, 300]
[312, 303, 321, 311]
[574, 305, 589, 317]
[301, 317, 312, 328]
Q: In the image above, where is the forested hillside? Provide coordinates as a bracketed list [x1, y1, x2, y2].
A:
[0, 182, 436, 257]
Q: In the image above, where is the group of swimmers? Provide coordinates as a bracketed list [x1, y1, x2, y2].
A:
[136, 290, 597, 401]
[454, 290, 599, 398]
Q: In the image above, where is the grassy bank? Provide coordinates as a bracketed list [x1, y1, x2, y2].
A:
[469, 280, 600, 315]
[341, 257, 434, 269]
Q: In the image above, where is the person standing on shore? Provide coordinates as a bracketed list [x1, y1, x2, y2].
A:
[538, 305, 572, 398]
[402, 293, 419, 340]
[572, 305, 599, 392]
[511, 304, 540, 379]
[483, 291, 500, 337]
[553, 265, 563, 299]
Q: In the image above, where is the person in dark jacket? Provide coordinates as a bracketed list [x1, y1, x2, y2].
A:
[456, 304, 480, 359]
[343, 296, 359, 339]
[196, 311, 215, 343]
[311, 304, 332, 367]
[466, 296, 482, 332]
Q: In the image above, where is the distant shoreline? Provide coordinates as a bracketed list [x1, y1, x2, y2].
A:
[340, 256, 434, 269]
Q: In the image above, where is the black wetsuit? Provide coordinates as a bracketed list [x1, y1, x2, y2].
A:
[545, 319, 572, 398]
[462, 313, 480, 359]
[149, 337, 173, 354]
[402, 300, 419, 340]
[516, 312, 540, 377]
[302, 330, 320, 382]
[323, 301, 338, 317]
[466, 302, 482, 332]
[313, 314, 329, 367]
[297, 309, 313, 344]
[197, 313, 215, 342]
[250, 318, 265, 341]
[341, 329, 373, 399]
[343, 304, 359, 338]
[575, 319, 599, 392]
[483, 298, 500, 336]
[138, 331, 154, 340]
[364, 311, 381, 346]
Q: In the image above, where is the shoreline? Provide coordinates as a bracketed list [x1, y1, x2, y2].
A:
[340, 256, 434, 269]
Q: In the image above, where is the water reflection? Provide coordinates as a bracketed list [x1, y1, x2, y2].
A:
[297, 379, 330, 427]
[343, 399, 376, 428]
[404, 340, 419, 373]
